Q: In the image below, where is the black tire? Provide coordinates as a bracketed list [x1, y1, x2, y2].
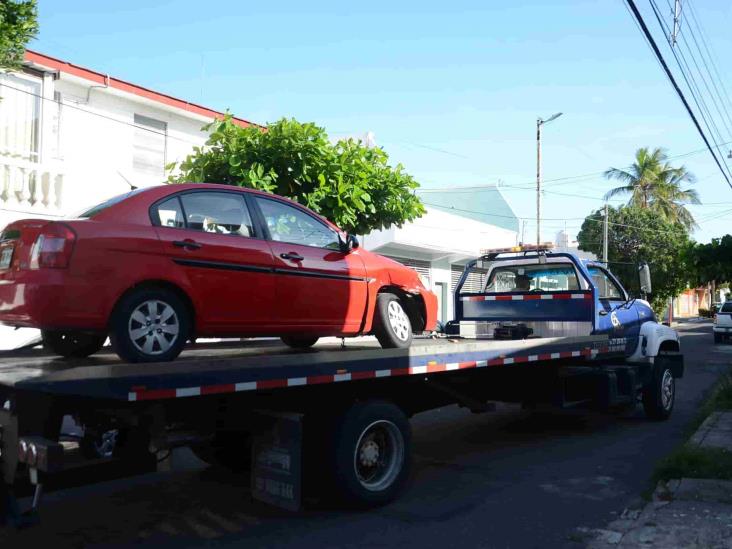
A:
[281, 335, 319, 349]
[714, 332, 722, 344]
[110, 287, 190, 363]
[373, 293, 413, 349]
[642, 360, 675, 421]
[42, 330, 106, 358]
[191, 432, 252, 471]
[332, 400, 411, 507]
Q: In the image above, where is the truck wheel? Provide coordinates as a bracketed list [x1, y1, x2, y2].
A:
[110, 287, 190, 363]
[281, 335, 319, 349]
[42, 330, 106, 358]
[642, 361, 675, 421]
[332, 400, 411, 507]
[373, 293, 413, 349]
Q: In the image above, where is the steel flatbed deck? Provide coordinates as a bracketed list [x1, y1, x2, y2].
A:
[0, 335, 618, 402]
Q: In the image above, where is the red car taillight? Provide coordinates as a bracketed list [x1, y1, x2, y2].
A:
[29, 223, 76, 269]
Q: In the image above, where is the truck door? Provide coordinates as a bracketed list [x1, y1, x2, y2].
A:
[589, 266, 639, 355]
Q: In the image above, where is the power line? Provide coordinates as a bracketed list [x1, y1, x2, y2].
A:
[623, 0, 732, 189]
[649, 0, 732, 180]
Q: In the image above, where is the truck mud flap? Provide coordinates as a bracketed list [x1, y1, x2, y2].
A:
[251, 411, 303, 512]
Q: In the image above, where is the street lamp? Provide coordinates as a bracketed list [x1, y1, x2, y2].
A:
[536, 112, 563, 247]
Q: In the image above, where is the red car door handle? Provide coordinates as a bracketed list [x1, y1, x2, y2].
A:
[173, 240, 202, 250]
[280, 252, 304, 261]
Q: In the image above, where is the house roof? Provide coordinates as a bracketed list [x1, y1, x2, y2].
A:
[416, 185, 519, 233]
[24, 50, 261, 129]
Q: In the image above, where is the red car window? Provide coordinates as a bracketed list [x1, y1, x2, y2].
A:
[256, 197, 340, 249]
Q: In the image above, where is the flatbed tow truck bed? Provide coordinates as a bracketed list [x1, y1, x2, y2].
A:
[0, 335, 616, 402]
[0, 334, 655, 525]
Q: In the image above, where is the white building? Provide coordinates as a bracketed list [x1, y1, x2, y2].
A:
[0, 50, 257, 231]
[363, 186, 519, 324]
[554, 230, 597, 261]
[0, 50, 257, 348]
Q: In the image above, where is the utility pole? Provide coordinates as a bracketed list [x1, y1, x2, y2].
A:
[671, 0, 682, 47]
[536, 112, 563, 247]
[603, 203, 609, 263]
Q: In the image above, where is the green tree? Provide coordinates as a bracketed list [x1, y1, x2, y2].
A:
[686, 235, 732, 287]
[603, 147, 700, 229]
[577, 206, 693, 314]
[0, 0, 38, 70]
[169, 117, 425, 235]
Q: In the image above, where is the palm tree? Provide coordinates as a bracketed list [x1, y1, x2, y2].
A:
[603, 147, 700, 229]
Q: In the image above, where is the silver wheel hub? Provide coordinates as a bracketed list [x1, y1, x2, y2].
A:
[387, 301, 411, 342]
[128, 300, 179, 356]
[353, 420, 404, 492]
[661, 369, 674, 410]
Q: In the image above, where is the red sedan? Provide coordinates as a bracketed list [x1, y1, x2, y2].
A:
[0, 184, 437, 362]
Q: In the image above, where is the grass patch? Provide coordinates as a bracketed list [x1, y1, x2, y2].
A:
[651, 446, 732, 484]
[644, 371, 732, 495]
[686, 372, 732, 436]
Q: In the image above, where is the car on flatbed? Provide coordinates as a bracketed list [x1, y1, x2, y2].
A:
[714, 301, 732, 343]
[0, 184, 437, 362]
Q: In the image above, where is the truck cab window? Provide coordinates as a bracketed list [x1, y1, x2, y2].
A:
[588, 267, 624, 300]
[484, 263, 580, 292]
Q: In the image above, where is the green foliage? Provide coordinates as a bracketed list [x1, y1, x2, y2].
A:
[651, 446, 732, 484]
[169, 116, 425, 235]
[0, 0, 38, 70]
[686, 234, 732, 286]
[577, 206, 692, 313]
[604, 147, 700, 229]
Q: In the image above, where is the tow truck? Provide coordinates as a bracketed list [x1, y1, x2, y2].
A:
[0, 245, 683, 527]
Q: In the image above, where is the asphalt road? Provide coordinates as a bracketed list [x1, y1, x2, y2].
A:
[2, 321, 730, 548]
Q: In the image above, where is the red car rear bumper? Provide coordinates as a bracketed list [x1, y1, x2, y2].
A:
[0, 270, 108, 331]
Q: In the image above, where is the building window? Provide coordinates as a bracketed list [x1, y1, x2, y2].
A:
[133, 114, 167, 180]
[0, 71, 42, 161]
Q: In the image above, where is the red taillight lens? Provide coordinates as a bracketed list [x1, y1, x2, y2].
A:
[29, 224, 76, 269]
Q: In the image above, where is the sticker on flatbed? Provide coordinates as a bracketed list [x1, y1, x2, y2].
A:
[0, 247, 13, 269]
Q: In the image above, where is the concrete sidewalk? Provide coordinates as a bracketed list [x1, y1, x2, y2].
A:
[586, 412, 732, 548]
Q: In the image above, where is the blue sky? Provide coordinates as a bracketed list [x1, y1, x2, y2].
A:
[33, 0, 732, 243]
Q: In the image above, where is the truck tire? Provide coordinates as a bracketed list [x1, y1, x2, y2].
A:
[373, 293, 413, 349]
[332, 400, 411, 507]
[110, 287, 190, 363]
[42, 330, 106, 358]
[281, 335, 319, 349]
[642, 360, 675, 421]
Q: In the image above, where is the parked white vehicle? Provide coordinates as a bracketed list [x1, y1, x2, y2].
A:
[713, 302, 732, 343]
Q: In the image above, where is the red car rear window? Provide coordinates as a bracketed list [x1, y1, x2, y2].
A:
[75, 188, 147, 218]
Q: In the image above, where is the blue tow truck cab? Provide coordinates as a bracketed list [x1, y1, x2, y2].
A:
[448, 246, 683, 370]
[0, 245, 684, 525]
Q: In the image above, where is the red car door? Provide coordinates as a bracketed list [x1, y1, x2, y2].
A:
[252, 196, 368, 332]
[152, 190, 276, 332]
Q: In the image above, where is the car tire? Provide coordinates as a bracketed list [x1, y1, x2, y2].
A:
[373, 293, 413, 349]
[280, 335, 319, 349]
[42, 330, 107, 358]
[331, 400, 411, 507]
[110, 287, 190, 363]
[642, 360, 675, 421]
